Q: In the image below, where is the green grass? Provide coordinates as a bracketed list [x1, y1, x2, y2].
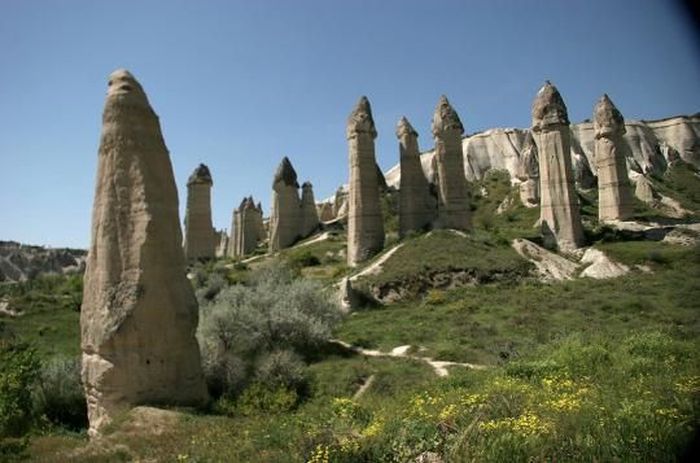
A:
[338, 243, 699, 365]
[0, 275, 82, 359]
[653, 162, 700, 215]
[353, 230, 532, 301]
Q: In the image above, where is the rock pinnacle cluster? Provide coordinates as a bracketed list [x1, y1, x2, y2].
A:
[81, 69, 207, 436]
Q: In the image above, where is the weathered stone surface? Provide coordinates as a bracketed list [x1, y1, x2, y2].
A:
[594, 94, 634, 221]
[432, 96, 471, 230]
[333, 186, 348, 219]
[300, 182, 320, 238]
[531, 82, 585, 251]
[634, 175, 659, 203]
[81, 69, 207, 436]
[347, 96, 385, 265]
[317, 202, 335, 222]
[512, 238, 579, 281]
[397, 116, 434, 237]
[214, 229, 228, 258]
[184, 164, 215, 260]
[517, 132, 540, 207]
[384, 114, 699, 188]
[269, 157, 301, 251]
[229, 197, 264, 257]
[579, 247, 629, 279]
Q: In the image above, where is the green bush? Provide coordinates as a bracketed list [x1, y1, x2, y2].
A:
[0, 340, 40, 460]
[33, 356, 87, 430]
[198, 263, 342, 401]
[287, 250, 321, 268]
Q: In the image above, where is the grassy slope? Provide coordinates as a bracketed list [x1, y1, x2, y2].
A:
[14, 169, 700, 461]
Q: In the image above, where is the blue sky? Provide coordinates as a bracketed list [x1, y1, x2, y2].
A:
[1, 0, 698, 248]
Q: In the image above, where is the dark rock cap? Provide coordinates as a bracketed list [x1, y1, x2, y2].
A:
[531, 81, 569, 130]
[432, 95, 464, 137]
[302, 181, 313, 190]
[187, 163, 213, 186]
[273, 156, 299, 188]
[594, 94, 626, 137]
[346, 96, 377, 139]
[396, 116, 418, 139]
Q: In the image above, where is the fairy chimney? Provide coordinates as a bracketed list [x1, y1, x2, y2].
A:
[81, 69, 207, 436]
[594, 94, 634, 221]
[432, 95, 471, 230]
[184, 163, 215, 260]
[269, 157, 301, 251]
[347, 96, 385, 265]
[300, 182, 320, 238]
[531, 81, 585, 250]
[397, 116, 434, 236]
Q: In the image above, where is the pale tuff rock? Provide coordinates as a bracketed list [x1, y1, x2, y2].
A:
[184, 163, 215, 260]
[333, 186, 349, 219]
[214, 229, 229, 258]
[300, 181, 320, 237]
[511, 239, 579, 281]
[594, 94, 634, 221]
[573, 152, 596, 189]
[579, 248, 629, 279]
[634, 175, 660, 204]
[431, 96, 471, 230]
[397, 116, 435, 237]
[229, 196, 264, 258]
[517, 132, 540, 208]
[383, 114, 700, 188]
[347, 96, 385, 265]
[269, 157, 302, 252]
[646, 114, 700, 168]
[317, 202, 335, 222]
[81, 69, 207, 436]
[531, 82, 585, 251]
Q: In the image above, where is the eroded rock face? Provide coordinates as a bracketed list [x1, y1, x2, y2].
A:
[184, 163, 215, 260]
[432, 96, 471, 230]
[594, 95, 634, 221]
[397, 116, 435, 237]
[81, 69, 207, 436]
[269, 157, 302, 251]
[300, 182, 320, 238]
[347, 96, 385, 265]
[531, 82, 584, 251]
[317, 202, 335, 222]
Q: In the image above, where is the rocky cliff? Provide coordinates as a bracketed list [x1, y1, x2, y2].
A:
[384, 113, 700, 187]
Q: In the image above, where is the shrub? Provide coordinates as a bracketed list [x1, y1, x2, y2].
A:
[235, 382, 299, 415]
[0, 340, 40, 460]
[0, 341, 40, 437]
[32, 356, 87, 430]
[198, 263, 342, 400]
[287, 250, 321, 268]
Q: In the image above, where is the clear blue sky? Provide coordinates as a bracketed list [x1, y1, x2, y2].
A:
[1, 0, 698, 248]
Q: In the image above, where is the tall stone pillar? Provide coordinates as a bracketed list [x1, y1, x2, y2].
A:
[347, 96, 385, 265]
[269, 157, 301, 251]
[300, 182, 320, 238]
[81, 69, 207, 436]
[227, 198, 245, 258]
[594, 94, 634, 221]
[432, 96, 471, 230]
[531, 81, 585, 251]
[397, 116, 434, 237]
[184, 163, 215, 260]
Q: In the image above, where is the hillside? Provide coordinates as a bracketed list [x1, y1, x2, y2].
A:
[2, 163, 700, 462]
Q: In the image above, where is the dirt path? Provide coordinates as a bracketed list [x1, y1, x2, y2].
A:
[331, 339, 488, 377]
[349, 243, 404, 282]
